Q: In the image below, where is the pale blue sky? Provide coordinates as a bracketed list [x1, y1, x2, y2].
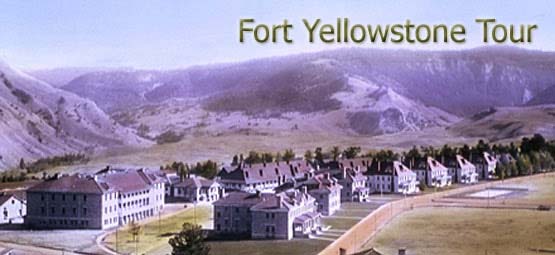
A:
[0, 0, 553, 69]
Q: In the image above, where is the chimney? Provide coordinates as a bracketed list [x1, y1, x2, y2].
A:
[325, 173, 331, 180]
[302, 186, 308, 194]
[398, 248, 406, 255]
[378, 161, 381, 172]
[343, 168, 347, 179]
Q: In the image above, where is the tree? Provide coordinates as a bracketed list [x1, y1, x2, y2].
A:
[314, 147, 324, 164]
[343, 146, 361, 159]
[304, 150, 314, 162]
[129, 220, 142, 242]
[275, 152, 282, 163]
[262, 152, 274, 163]
[19, 158, 26, 170]
[231, 155, 239, 166]
[405, 146, 421, 160]
[282, 149, 295, 162]
[169, 223, 210, 255]
[330, 146, 341, 161]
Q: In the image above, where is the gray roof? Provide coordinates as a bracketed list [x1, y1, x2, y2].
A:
[219, 160, 314, 184]
[174, 176, 219, 189]
[28, 169, 165, 194]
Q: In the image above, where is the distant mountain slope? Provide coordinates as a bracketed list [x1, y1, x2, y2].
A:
[526, 84, 555, 106]
[53, 47, 555, 139]
[448, 105, 555, 141]
[61, 47, 555, 116]
[0, 60, 148, 170]
[26, 67, 116, 87]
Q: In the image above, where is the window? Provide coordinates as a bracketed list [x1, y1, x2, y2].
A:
[51, 194, 55, 201]
[62, 194, 66, 201]
[73, 194, 76, 201]
[73, 208, 77, 215]
[62, 208, 66, 215]
[84, 195, 87, 202]
[41, 194, 45, 201]
[83, 208, 88, 216]
[41, 207, 45, 215]
[51, 207, 55, 214]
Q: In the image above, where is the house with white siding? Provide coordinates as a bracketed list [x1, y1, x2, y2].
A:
[443, 155, 479, 184]
[367, 160, 419, 194]
[411, 157, 452, 188]
[300, 173, 342, 216]
[172, 175, 224, 203]
[0, 193, 26, 224]
[334, 158, 371, 202]
[472, 152, 497, 180]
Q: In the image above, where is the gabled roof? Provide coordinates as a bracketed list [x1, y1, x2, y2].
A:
[219, 160, 315, 185]
[213, 191, 271, 207]
[455, 155, 475, 169]
[337, 157, 372, 173]
[483, 152, 497, 165]
[427, 157, 448, 172]
[28, 168, 165, 194]
[368, 160, 416, 177]
[351, 247, 384, 255]
[251, 189, 315, 212]
[27, 175, 104, 194]
[304, 173, 342, 193]
[174, 176, 219, 189]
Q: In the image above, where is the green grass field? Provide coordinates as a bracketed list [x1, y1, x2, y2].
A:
[104, 204, 212, 255]
[363, 175, 555, 255]
[363, 208, 555, 255]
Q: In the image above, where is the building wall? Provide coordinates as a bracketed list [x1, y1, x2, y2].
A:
[26, 191, 102, 229]
[26, 183, 165, 230]
[214, 204, 253, 236]
[174, 185, 222, 203]
[251, 211, 290, 239]
[310, 189, 340, 216]
[0, 197, 26, 224]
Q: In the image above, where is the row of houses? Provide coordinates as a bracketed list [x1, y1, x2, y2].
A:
[0, 152, 497, 241]
[208, 152, 497, 240]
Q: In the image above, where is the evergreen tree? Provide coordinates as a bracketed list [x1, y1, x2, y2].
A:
[168, 223, 210, 255]
[330, 146, 341, 161]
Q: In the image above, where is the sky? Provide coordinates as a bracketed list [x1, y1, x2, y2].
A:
[0, 0, 554, 69]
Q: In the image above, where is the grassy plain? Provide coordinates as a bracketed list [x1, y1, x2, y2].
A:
[363, 175, 555, 255]
[104, 204, 212, 255]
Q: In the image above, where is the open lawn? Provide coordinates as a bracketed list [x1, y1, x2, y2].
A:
[152, 239, 331, 255]
[104, 204, 212, 255]
[496, 174, 555, 204]
[363, 207, 555, 255]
